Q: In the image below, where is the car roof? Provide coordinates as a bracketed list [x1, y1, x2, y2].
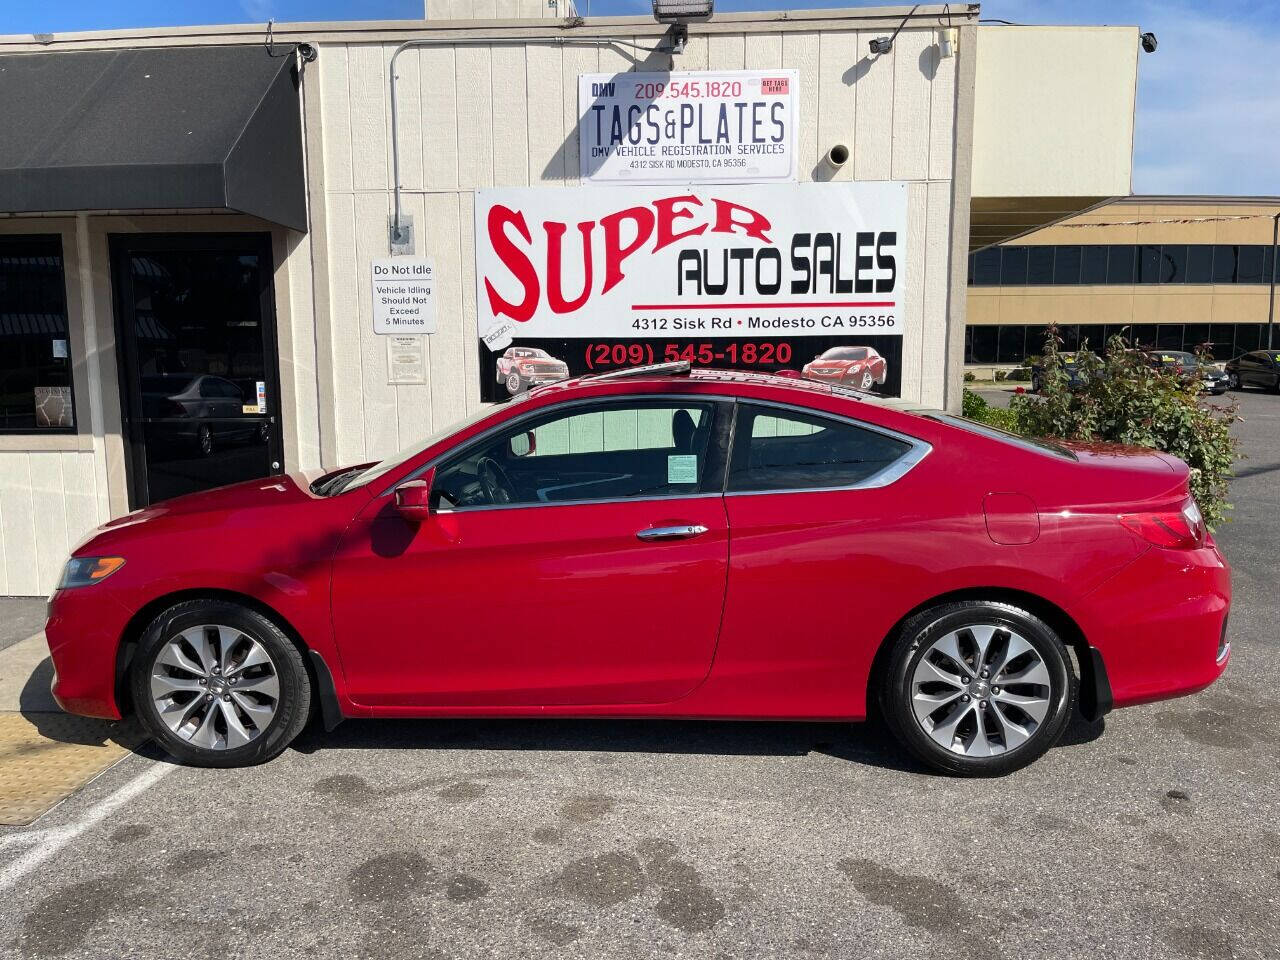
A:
[532, 366, 941, 417]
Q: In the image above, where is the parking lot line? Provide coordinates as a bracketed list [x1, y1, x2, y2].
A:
[0, 760, 172, 892]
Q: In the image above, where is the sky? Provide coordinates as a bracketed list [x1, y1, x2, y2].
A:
[2, 0, 1276, 196]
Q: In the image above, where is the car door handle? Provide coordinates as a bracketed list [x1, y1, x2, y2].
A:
[636, 524, 709, 541]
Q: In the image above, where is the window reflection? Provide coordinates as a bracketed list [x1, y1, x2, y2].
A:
[969, 243, 1276, 287]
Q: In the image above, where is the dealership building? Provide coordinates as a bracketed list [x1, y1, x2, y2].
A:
[0, 4, 1141, 595]
[966, 195, 1280, 372]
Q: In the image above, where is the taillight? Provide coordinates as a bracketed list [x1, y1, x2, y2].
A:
[1119, 498, 1206, 549]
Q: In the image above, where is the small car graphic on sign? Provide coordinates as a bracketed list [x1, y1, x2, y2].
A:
[801, 346, 888, 391]
[495, 347, 570, 395]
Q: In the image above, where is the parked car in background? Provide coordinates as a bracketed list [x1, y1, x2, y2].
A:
[1030, 353, 1087, 393]
[1142, 351, 1230, 395]
[495, 347, 569, 395]
[1225, 350, 1280, 392]
[140, 374, 265, 456]
[46, 363, 1230, 777]
[801, 346, 888, 391]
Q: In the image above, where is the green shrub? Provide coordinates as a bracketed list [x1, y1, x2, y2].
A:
[1007, 328, 1238, 528]
[963, 371, 976, 383]
[994, 369, 1008, 382]
[961, 388, 1020, 432]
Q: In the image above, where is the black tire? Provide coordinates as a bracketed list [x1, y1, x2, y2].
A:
[879, 601, 1076, 777]
[197, 425, 214, 457]
[130, 599, 312, 768]
[506, 372, 525, 395]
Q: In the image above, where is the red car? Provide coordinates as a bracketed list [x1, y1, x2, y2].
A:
[802, 346, 888, 391]
[46, 363, 1230, 776]
[495, 346, 569, 395]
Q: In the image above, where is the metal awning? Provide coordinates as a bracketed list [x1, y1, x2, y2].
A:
[0, 45, 306, 231]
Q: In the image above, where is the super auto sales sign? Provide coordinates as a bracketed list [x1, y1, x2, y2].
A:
[474, 183, 908, 401]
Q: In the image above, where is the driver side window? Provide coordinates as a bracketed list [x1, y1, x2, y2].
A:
[432, 398, 723, 509]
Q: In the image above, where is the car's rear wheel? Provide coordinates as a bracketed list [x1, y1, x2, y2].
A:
[130, 599, 311, 767]
[880, 601, 1075, 776]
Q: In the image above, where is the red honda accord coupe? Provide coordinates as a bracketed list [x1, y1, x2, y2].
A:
[45, 363, 1230, 776]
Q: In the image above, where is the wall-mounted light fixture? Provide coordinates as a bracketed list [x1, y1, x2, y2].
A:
[938, 27, 957, 58]
[653, 0, 714, 55]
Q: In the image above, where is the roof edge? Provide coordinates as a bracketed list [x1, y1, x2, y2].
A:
[0, 5, 979, 50]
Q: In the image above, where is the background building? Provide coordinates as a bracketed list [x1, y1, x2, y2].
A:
[966, 195, 1280, 372]
[0, 6, 1140, 595]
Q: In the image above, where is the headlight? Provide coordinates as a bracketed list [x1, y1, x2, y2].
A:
[58, 556, 126, 589]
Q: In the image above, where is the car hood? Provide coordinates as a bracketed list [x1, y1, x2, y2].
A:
[77, 471, 341, 552]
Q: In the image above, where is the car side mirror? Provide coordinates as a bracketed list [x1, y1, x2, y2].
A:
[508, 430, 536, 458]
[394, 473, 433, 523]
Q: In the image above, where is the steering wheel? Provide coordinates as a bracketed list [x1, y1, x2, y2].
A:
[476, 456, 516, 505]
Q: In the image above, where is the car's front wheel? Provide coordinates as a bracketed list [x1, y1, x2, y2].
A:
[131, 599, 311, 767]
[880, 601, 1075, 776]
[1227, 371, 1240, 390]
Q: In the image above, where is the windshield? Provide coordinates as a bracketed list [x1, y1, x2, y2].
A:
[821, 347, 869, 361]
[326, 397, 519, 495]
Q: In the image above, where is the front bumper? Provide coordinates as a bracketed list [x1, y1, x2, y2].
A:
[1074, 541, 1230, 709]
[44, 586, 134, 720]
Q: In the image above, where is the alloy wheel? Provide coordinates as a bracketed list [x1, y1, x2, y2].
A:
[149, 624, 281, 750]
[909, 624, 1052, 757]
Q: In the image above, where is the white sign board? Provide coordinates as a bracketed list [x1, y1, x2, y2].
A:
[371, 258, 436, 335]
[386, 335, 427, 384]
[474, 182, 907, 341]
[579, 70, 799, 184]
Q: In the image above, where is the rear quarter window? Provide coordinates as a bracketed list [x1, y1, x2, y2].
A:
[729, 404, 920, 492]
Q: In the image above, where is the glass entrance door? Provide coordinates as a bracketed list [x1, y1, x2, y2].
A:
[111, 233, 283, 507]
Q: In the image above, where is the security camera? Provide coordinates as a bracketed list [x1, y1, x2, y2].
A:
[297, 42, 318, 62]
[869, 36, 892, 55]
[1140, 32, 1157, 53]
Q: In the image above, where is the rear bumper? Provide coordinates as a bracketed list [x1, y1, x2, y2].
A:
[1074, 542, 1230, 709]
[45, 588, 133, 720]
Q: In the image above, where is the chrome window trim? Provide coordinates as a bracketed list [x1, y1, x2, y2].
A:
[380, 390, 931, 508]
[723, 397, 932, 497]
[433, 490, 726, 515]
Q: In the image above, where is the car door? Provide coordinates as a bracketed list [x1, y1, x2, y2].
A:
[329, 396, 732, 708]
[1265, 352, 1280, 389]
[1240, 352, 1264, 387]
[717, 401, 932, 712]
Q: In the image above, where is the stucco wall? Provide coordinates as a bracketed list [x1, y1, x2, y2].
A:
[972, 25, 1137, 200]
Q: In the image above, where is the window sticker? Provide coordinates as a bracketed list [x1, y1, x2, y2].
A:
[668, 454, 698, 485]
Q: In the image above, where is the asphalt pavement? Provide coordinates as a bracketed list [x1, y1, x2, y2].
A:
[0, 598, 47, 654]
[1, 390, 1277, 960]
